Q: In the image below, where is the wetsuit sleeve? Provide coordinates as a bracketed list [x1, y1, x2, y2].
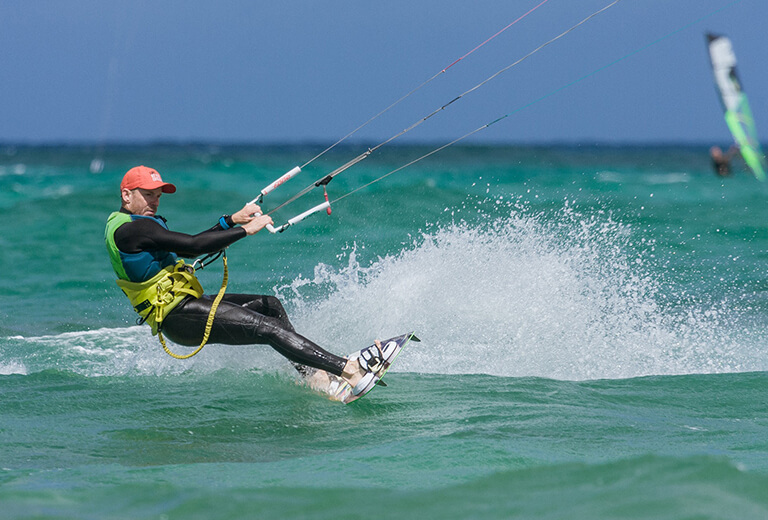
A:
[207, 215, 235, 232]
[114, 218, 247, 258]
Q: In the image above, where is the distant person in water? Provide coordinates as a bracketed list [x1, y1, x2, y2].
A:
[710, 145, 738, 177]
[104, 165, 385, 397]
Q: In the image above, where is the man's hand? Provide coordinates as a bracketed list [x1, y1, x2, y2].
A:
[232, 203, 262, 225]
[241, 214, 274, 235]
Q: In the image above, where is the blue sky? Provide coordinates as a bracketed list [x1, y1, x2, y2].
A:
[1, 0, 765, 144]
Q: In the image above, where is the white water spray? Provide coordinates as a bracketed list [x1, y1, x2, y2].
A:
[282, 203, 763, 380]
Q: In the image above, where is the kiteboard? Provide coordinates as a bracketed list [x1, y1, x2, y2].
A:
[302, 332, 419, 404]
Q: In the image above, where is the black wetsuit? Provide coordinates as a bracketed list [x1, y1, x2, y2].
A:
[112, 208, 347, 376]
[712, 157, 731, 177]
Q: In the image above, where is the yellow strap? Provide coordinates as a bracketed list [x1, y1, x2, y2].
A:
[159, 252, 229, 360]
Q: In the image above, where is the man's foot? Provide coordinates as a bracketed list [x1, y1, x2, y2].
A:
[351, 339, 397, 396]
[341, 357, 366, 388]
[302, 368, 354, 402]
[357, 339, 386, 372]
[341, 339, 385, 386]
[304, 369, 331, 392]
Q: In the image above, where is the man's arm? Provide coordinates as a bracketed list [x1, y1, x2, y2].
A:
[114, 218, 247, 258]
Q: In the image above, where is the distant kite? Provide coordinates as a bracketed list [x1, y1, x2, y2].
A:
[706, 33, 767, 180]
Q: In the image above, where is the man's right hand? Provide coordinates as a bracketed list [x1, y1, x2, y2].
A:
[241, 214, 274, 235]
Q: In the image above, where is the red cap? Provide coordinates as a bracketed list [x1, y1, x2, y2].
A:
[120, 166, 176, 193]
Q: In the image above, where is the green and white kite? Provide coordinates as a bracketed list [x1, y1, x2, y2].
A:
[706, 33, 767, 180]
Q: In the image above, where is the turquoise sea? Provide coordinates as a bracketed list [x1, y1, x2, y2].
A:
[1, 143, 768, 519]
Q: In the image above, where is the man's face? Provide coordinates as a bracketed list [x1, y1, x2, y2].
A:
[122, 187, 163, 216]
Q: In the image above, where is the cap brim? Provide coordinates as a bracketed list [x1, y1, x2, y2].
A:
[126, 181, 176, 193]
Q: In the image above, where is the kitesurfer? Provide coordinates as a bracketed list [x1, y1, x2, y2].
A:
[710, 145, 738, 177]
[105, 165, 371, 389]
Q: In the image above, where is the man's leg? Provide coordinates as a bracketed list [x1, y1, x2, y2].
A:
[162, 295, 348, 376]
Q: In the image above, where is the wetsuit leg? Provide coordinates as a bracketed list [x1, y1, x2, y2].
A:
[201, 294, 316, 377]
[217, 294, 296, 331]
[161, 295, 347, 376]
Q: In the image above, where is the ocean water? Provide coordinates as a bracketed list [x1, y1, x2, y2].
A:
[1, 143, 768, 519]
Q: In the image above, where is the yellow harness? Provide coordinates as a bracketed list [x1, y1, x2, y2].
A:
[116, 255, 229, 359]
